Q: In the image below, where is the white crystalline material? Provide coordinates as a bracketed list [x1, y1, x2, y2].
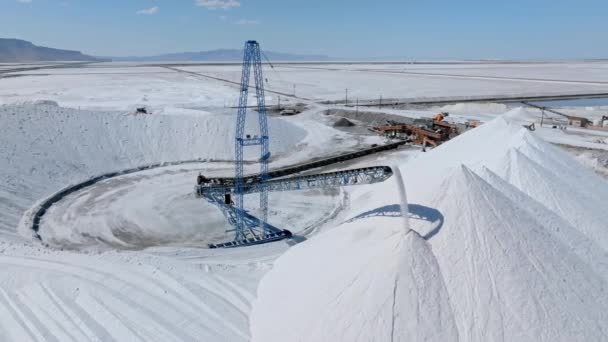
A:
[4, 62, 608, 107]
[250, 217, 458, 342]
[251, 116, 608, 341]
[479, 167, 608, 280]
[513, 137, 608, 203]
[0, 104, 306, 238]
[394, 117, 524, 196]
[0, 242, 257, 342]
[425, 166, 608, 341]
[494, 149, 608, 250]
[441, 102, 509, 114]
[400, 117, 608, 237]
[502, 107, 542, 122]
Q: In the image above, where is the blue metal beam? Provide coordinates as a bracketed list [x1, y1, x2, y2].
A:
[234, 40, 270, 241]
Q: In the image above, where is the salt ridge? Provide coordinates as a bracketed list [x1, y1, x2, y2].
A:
[251, 116, 608, 341]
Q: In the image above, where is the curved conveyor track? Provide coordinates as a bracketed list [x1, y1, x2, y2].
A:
[30, 142, 405, 242]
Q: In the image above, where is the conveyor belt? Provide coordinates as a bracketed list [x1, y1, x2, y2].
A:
[198, 142, 402, 249]
[200, 141, 405, 187]
[521, 101, 571, 118]
[198, 166, 392, 195]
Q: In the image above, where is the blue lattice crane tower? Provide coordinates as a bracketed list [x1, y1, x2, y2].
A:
[234, 40, 270, 241]
[196, 40, 395, 248]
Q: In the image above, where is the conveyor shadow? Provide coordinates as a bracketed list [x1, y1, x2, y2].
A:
[345, 204, 444, 240]
[286, 235, 308, 246]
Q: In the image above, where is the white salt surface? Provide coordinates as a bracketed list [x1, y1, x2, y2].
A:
[2, 63, 608, 341]
[251, 117, 608, 342]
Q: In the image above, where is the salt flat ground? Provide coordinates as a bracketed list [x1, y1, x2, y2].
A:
[180, 62, 608, 101]
[0, 61, 607, 341]
[3, 61, 608, 109]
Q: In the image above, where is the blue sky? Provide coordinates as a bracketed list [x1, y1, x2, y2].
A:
[1, 0, 607, 59]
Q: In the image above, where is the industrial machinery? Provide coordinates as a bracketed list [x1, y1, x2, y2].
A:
[523, 123, 536, 131]
[232, 40, 271, 242]
[196, 41, 396, 248]
[198, 165, 393, 248]
[373, 114, 460, 147]
[432, 119, 459, 137]
[522, 101, 591, 128]
[466, 120, 482, 128]
[433, 112, 449, 122]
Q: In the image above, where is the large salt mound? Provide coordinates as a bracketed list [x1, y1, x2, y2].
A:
[399, 117, 608, 250]
[250, 215, 458, 342]
[514, 136, 608, 203]
[479, 167, 608, 280]
[426, 166, 607, 341]
[494, 149, 608, 250]
[250, 116, 608, 341]
[0, 104, 306, 239]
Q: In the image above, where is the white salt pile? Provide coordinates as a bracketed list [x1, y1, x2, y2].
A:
[250, 117, 608, 341]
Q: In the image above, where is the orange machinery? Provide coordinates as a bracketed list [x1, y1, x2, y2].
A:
[373, 113, 459, 147]
[433, 112, 449, 122]
[373, 123, 447, 146]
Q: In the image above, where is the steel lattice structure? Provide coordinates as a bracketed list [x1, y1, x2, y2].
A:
[197, 166, 393, 248]
[198, 166, 393, 196]
[197, 40, 396, 248]
[234, 40, 270, 241]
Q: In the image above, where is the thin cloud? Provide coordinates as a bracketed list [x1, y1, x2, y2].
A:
[137, 6, 159, 15]
[17, 0, 33, 3]
[235, 19, 259, 25]
[195, 0, 240, 10]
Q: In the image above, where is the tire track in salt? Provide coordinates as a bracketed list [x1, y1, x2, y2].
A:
[0, 287, 45, 342]
[0, 255, 249, 341]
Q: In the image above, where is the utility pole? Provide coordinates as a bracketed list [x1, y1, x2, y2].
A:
[540, 109, 545, 127]
[379, 95, 383, 109]
[356, 98, 359, 114]
[293, 84, 296, 97]
[345, 88, 349, 106]
[278, 96, 281, 111]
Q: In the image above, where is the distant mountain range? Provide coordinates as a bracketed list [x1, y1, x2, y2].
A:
[0, 38, 332, 62]
[0, 38, 104, 63]
[108, 49, 332, 62]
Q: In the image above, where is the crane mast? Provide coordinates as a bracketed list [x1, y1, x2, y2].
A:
[196, 40, 395, 249]
[234, 40, 270, 241]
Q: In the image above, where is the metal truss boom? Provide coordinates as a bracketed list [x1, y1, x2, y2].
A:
[197, 166, 393, 196]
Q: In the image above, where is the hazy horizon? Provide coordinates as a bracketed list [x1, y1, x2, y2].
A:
[2, 0, 607, 60]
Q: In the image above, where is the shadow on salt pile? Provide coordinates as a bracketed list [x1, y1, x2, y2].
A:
[345, 203, 444, 240]
[285, 235, 308, 246]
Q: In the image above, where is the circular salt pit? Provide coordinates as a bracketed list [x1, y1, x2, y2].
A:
[39, 164, 341, 251]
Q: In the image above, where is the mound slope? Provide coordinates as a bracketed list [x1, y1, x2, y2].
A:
[427, 166, 607, 341]
[251, 116, 608, 341]
[250, 216, 458, 342]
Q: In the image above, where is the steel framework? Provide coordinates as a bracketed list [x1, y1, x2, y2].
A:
[197, 166, 393, 248]
[198, 166, 393, 196]
[198, 40, 398, 248]
[234, 40, 270, 242]
[202, 192, 289, 249]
